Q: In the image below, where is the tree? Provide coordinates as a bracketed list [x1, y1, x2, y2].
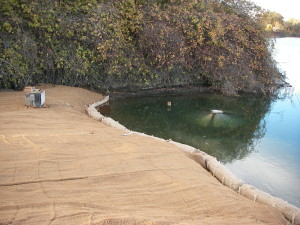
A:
[259, 11, 284, 30]
[284, 18, 300, 36]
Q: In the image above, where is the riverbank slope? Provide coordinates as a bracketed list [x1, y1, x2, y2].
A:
[0, 85, 287, 224]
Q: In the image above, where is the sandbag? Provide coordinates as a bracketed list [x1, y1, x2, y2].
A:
[272, 196, 300, 225]
[134, 132, 166, 142]
[169, 141, 197, 154]
[169, 141, 208, 169]
[149, 135, 166, 142]
[186, 151, 208, 169]
[239, 184, 300, 224]
[91, 96, 109, 108]
[85, 105, 104, 121]
[206, 156, 244, 192]
[86, 96, 128, 130]
[102, 117, 128, 130]
[168, 141, 244, 191]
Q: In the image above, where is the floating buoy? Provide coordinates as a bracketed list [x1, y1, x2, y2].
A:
[167, 101, 172, 107]
[211, 109, 223, 114]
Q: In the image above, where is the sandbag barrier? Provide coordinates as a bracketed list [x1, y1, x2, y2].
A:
[86, 96, 300, 225]
[86, 96, 129, 131]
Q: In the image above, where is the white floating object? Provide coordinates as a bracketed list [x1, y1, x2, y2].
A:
[211, 109, 223, 114]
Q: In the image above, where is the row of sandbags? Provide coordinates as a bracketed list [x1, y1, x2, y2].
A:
[86, 96, 300, 225]
[85, 96, 128, 131]
[168, 141, 300, 225]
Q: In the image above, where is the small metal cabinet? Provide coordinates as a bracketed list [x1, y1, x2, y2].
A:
[25, 89, 45, 107]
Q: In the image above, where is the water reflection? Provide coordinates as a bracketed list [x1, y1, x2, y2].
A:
[100, 93, 273, 163]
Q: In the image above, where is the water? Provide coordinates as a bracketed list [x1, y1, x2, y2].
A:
[100, 38, 300, 208]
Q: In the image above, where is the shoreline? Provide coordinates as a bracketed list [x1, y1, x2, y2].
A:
[0, 84, 296, 224]
[105, 86, 214, 100]
[272, 32, 300, 38]
[88, 94, 300, 224]
[102, 81, 289, 101]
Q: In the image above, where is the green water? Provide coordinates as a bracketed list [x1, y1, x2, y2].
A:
[99, 38, 300, 208]
[101, 93, 271, 163]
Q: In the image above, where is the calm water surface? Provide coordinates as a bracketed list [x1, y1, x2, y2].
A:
[100, 38, 300, 208]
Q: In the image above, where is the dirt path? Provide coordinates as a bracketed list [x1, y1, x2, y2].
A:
[0, 85, 287, 224]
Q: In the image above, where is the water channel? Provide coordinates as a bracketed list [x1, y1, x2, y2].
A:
[100, 38, 300, 208]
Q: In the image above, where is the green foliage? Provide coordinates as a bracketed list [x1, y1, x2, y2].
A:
[0, 0, 284, 94]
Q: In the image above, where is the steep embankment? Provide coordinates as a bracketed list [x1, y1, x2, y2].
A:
[0, 85, 288, 224]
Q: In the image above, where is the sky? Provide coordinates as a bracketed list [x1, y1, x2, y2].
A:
[250, 0, 300, 21]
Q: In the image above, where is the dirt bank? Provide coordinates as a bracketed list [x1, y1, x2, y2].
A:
[0, 84, 288, 224]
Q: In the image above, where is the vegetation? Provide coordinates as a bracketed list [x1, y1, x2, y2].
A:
[0, 0, 284, 95]
[259, 10, 300, 37]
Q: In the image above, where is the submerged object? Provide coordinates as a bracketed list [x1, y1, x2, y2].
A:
[211, 109, 224, 114]
[198, 109, 242, 128]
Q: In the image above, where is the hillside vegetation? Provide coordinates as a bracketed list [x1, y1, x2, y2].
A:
[0, 0, 284, 95]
